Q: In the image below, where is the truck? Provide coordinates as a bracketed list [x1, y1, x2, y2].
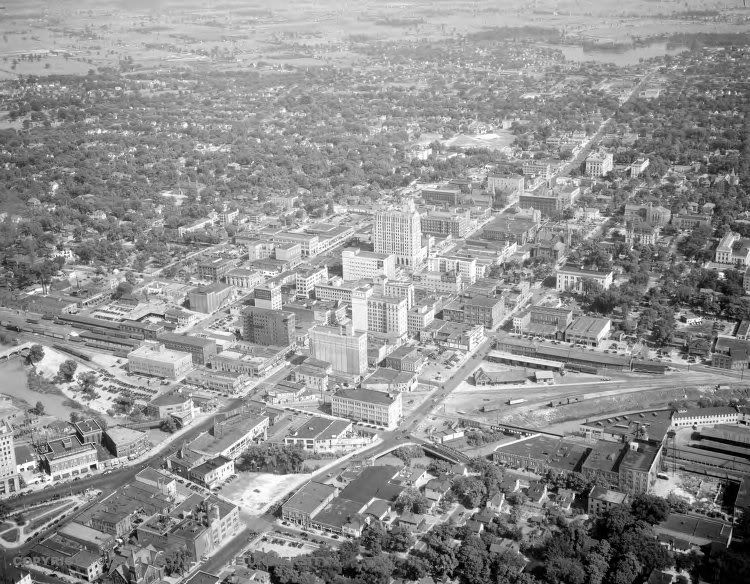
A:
[508, 398, 526, 405]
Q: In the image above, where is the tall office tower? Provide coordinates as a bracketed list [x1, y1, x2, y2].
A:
[374, 199, 424, 268]
[0, 422, 18, 496]
[254, 283, 282, 310]
[350, 288, 369, 333]
[309, 325, 368, 376]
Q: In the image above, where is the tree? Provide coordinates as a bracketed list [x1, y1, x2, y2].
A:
[610, 553, 641, 584]
[630, 493, 670, 525]
[385, 525, 414, 552]
[26, 344, 44, 364]
[360, 520, 387, 554]
[160, 417, 178, 433]
[77, 371, 97, 393]
[56, 359, 78, 382]
[33, 401, 45, 416]
[452, 476, 487, 508]
[395, 488, 430, 514]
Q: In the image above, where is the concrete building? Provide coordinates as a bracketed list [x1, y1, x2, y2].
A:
[189, 284, 233, 314]
[492, 435, 589, 477]
[284, 417, 356, 454]
[381, 280, 415, 310]
[331, 388, 402, 429]
[587, 486, 628, 515]
[413, 270, 463, 294]
[296, 266, 329, 299]
[564, 317, 612, 347]
[362, 367, 418, 393]
[420, 188, 461, 206]
[38, 435, 98, 480]
[225, 269, 264, 289]
[242, 307, 296, 347]
[427, 255, 478, 285]
[487, 174, 524, 206]
[384, 345, 427, 373]
[127, 343, 194, 380]
[367, 293, 408, 336]
[0, 422, 18, 495]
[197, 258, 235, 282]
[672, 407, 739, 428]
[102, 427, 150, 459]
[556, 265, 613, 293]
[156, 333, 218, 366]
[421, 210, 470, 238]
[342, 248, 396, 281]
[149, 393, 195, 427]
[585, 150, 614, 177]
[309, 326, 368, 376]
[190, 409, 269, 460]
[374, 200, 425, 268]
[281, 481, 337, 526]
[254, 283, 282, 311]
[408, 303, 436, 338]
[442, 295, 505, 330]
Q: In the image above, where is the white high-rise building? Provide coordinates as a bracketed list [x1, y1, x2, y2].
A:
[342, 248, 396, 281]
[0, 422, 18, 496]
[374, 200, 425, 268]
[309, 326, 368, 376]
[367, 294, 408, 336]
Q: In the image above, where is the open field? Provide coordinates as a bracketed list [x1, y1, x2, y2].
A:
[0, 0, 747, 78]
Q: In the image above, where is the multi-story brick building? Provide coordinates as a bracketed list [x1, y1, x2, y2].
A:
[421, 210, 470, 238]
[156, 333, 218, 366]
[242, 307, 296, 347]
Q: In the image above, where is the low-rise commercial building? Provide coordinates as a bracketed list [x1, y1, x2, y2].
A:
[128, 343, 194, 380]
[564, 317, 611, 347]
[156, 333, 218, 366]
[672, 407, 739, 428]
[284, 417, 358, 454]
[331, 388, 402, 429]
[103, 427, 150, 459]
[38, 435, 98, 480]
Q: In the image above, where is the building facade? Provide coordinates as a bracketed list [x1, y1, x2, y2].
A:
[374, 200, 424, 268]
[309, 326, 368, 376]
[331, 388, 402, 429]
[242, 307, 296, 347]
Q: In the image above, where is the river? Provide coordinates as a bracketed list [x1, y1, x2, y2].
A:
[0, 358, 80, 420]
[550, 42, 688, 66]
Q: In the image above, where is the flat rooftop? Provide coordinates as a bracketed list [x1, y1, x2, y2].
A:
[494, 436, 590, 474]
[288, 416, 351, 441]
